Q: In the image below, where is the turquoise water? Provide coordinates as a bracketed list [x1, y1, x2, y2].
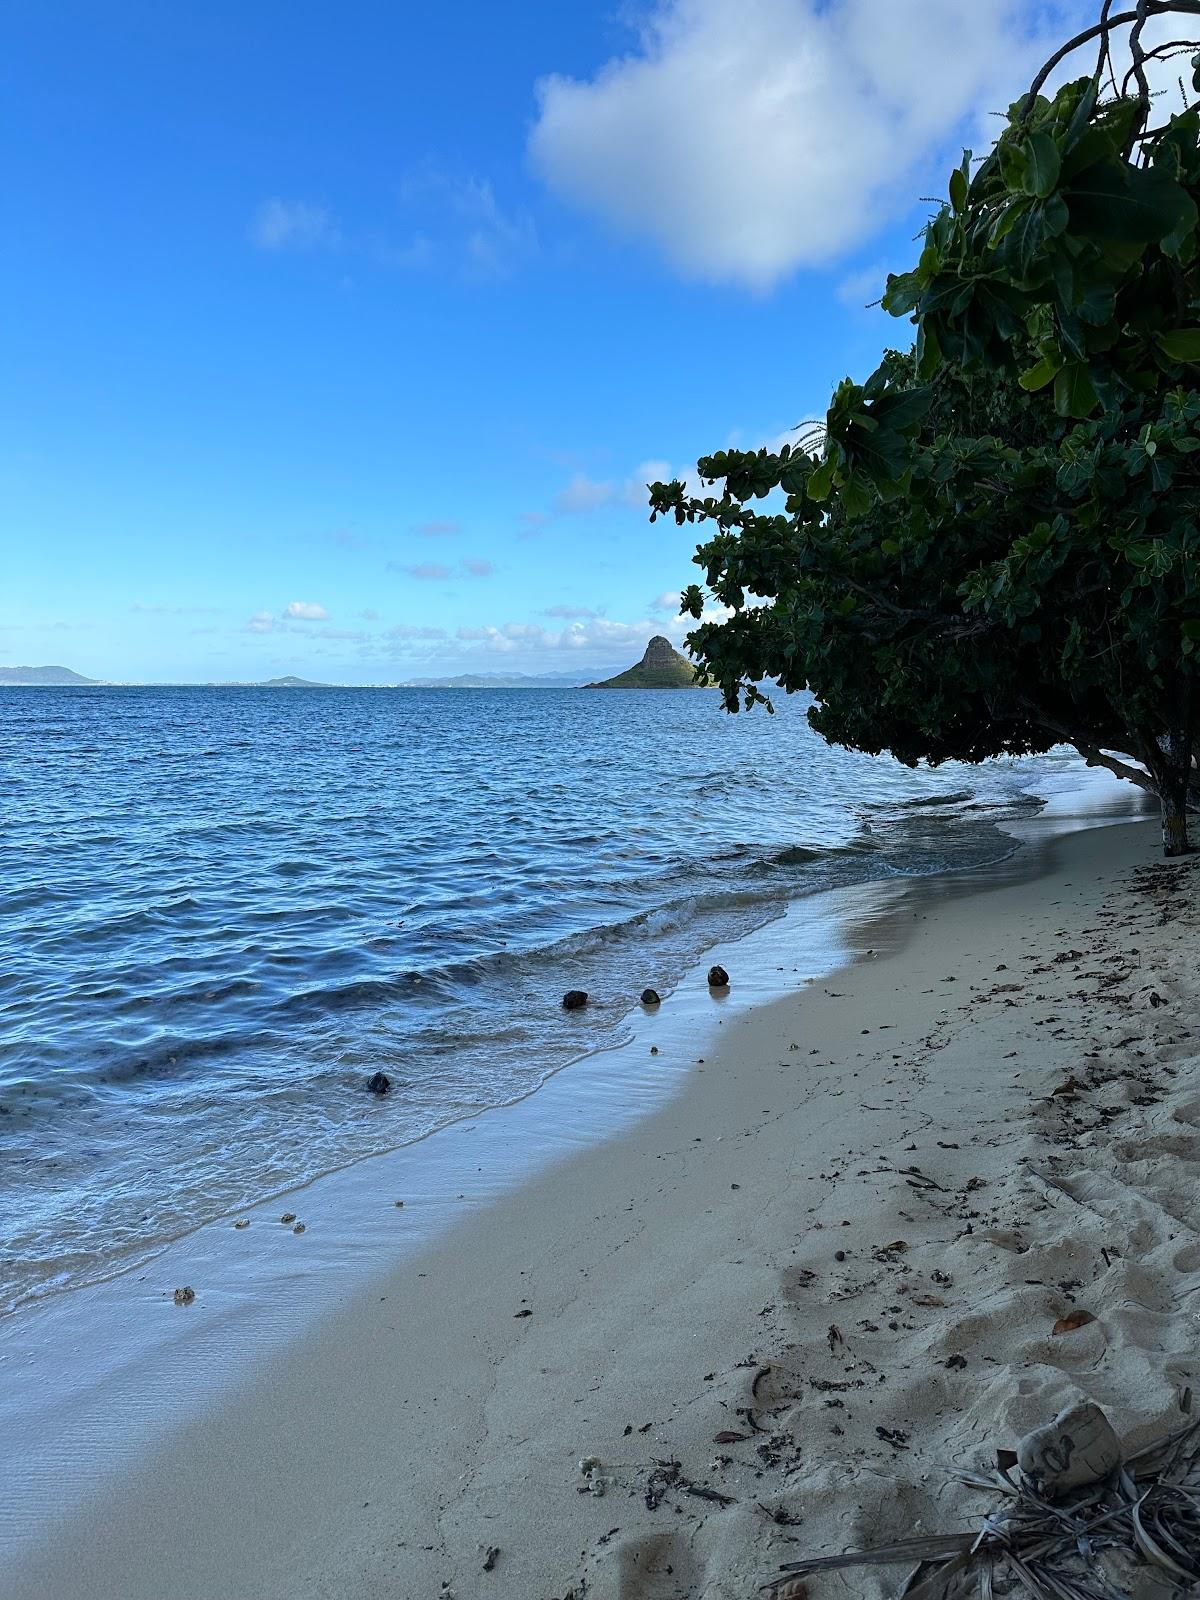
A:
[0, 685, 1103, 1311]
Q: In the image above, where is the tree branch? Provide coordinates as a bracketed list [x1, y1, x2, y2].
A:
[1022, 1, 1200, 114]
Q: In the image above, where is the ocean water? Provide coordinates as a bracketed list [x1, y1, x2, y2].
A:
[0, 685, 1106, 1313]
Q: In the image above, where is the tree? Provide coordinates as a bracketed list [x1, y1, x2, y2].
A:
[651, 1, 1200, 855]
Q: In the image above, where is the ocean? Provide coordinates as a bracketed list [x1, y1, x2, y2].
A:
[0, 684, 1118, 1314]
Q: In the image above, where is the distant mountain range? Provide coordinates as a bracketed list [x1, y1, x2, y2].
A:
[0, 659, 706, 690]
[396, 670, 588, 688]
[586, 636, 701, 689]
[0, 665, 99, 685]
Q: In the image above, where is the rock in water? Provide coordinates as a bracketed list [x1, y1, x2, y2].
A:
[562, 990, 588, 1011]
[640, 988, 661, 1006]
[172, 1286, 195, 1306]
[707, 965, 730, 988]
[366, 1071, 391, 1095]
[1018, 1401, 1121, 1498]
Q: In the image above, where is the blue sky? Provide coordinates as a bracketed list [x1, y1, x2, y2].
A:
[3, 1, 1090, 682]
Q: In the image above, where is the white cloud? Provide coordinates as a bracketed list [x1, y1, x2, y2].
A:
[250, 200, 340, 252]
[529, 0, 1072, 289]
[553, 473, 615, 513]
[385, 622, 447, 641]
[651, 590, 681, 612]
[284, 600, 329, 620]
[245, 610, 276, 634]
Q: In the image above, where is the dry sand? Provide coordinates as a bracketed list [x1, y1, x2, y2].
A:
[7, 817, 1199, 1599]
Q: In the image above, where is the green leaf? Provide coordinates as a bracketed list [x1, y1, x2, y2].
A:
[1053, 362, 1100, 419]
[805, 457, 835, 502]
[915, 319, 942, 381]
[1023, 131, 1061, 198]
[1019, 355, 1058, 391]
[949, 166, 968, 213]
[1065, 161, 1197, 246]
[1155, 328, 1200, 362]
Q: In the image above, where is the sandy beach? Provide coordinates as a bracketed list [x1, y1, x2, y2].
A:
[5, 813, 1198, 1600]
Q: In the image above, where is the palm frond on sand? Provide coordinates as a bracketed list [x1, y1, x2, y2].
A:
[760, 1419, 1200, 1598]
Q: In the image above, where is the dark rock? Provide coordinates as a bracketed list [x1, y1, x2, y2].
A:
[366, 1071, 391, 1095]
[640, 988, 662, 1006]
[562, 990, 588, 1011]
[707, 964, 730, 988]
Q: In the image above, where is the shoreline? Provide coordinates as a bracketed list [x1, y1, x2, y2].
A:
[6, 806, 1195, 1599]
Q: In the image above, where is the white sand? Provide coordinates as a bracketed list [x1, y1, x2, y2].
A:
[6, 818, 1199, 1599]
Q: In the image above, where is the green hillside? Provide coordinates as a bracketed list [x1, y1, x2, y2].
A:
[587, 636, 700, 689]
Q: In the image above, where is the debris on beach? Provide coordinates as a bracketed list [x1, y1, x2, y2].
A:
[292, 1222, 306, 1234]
[172, 1286, 195, 1306]
[280, 1212, 296, 1224]
[365, 1071, 391, 1095]
[233, 1218, 249, 1229]
[640, 987, 662, 1006]
[1019, 1401, 1122, 1499]
[482, 1545, 500, 1572]
[1051, 1307, 1095, 1336]
[707, 964, 730, 988]
[562, 990, 588, 1010]
[762, 1415, 1200, 1596]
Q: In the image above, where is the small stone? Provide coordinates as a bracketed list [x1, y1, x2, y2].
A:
[292, 1222, 306, 1234]
[482, 1546, 500, 1573]
[641, 988, 662, 1006]
[562, 990, 588, 1011]
[280, 1212, 296, 1224]
[649, 1045, 658, 1055]
[233, 1218, 249, 1229]
[707, 965, 729, 988]
[579, 1456, 601, 1475]
[366, 1071, 391, 1095]
[394, 1199, 405, 1208]
[1018, 1401, 1121, 1498]
[172, 1286, 195, 1306]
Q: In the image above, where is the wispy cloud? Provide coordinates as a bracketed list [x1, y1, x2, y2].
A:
[385, 622, 448, 641]
[412, 519, 462, 537]
[389, 561, 453, 581]
[387, 559, 493, 580]
[552, 473, 614, 514]
[399, 168, 537, 280]
[250, 199, 341, 252]
[284, 600, 329, 620]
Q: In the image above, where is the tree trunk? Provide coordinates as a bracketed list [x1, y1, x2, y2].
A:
[1157, 732, 1193, 857]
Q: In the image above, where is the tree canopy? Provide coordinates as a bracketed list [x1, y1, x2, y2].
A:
[651, 1, 1200, 855]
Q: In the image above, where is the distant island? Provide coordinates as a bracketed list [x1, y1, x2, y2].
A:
[586, 636, 701, 689]
[0, 665, 99, 686]
[257, 676, 328, 688]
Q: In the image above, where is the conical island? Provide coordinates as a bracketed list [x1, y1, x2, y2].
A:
[586, 635, 701, 689]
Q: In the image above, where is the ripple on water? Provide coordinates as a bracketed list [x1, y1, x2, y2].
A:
[0, 685, 1122, 1313]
